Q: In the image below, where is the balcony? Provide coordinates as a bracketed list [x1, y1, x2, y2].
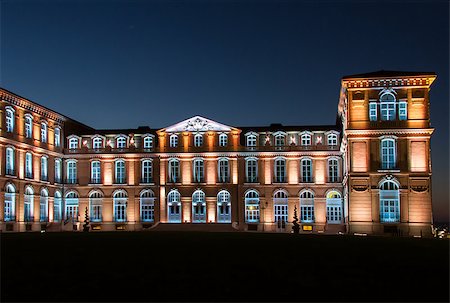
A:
[41, 175, 48, 182]
[274, 177, 287, 183]
[114, 178, 126, 185]
[300, 177, 314, 183]
[245, 177, 259, 183]
[65, 178, 79, 185]
[326, 177, 342, 183]
[5, 168, 15, 176]
[90, 178, 102, 184]
[140, 177, 154, 184]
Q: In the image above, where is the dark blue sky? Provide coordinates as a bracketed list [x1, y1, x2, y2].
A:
[1, 0, 448, 222]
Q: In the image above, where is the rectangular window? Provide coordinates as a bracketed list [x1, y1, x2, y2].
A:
[54, 128, 61, 147]
[399, 102, 407, 120]
[369, 103, 377, 121]
[168, 161, 179, 183]
[193, 160, 204, 183]
[6, 148, 14, 175]
[328, 159, 339, 183]
[218, 160, 229, 183]
[25, 153, 33, 178]
[55, 159, 61, 183]
[25, 117, 32, 138]
[115, 161, 126, 184]
[67, 161, 77, 184]
[41, 157, 48, 181]
[41, 123, 47, 143]
[246, 159, 258, 183]
[91, 162, 101, 184]
[141, 161, 153, 183]
[301, 205, 314, 222]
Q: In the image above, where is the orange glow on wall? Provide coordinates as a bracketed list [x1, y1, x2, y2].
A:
[158, 134, 165, 149]
[159, 187, 166, 222]
[18, 151, 24, 179]
[314, 159, 325, 184]
[33, 155, 40, 182]
[183, 132, 190, 151]
[207, 132, 214, 150]
[206, 159, 216, 184]
[264, 159, 271, 185]
[207, 197, 215, 222]
[232, 131, 239, 148]
[128, 159, 135, 185]
[351, 142, 367, 172]
[288, 159, 298, 184]
[104, 161, 113, 185]
[410, 141, 427, 172]
[232, 159, 238, 184]
[160, 159, 166, 185]
[182, 197, 191, 222]
[182, 159, 191, 184]
[314, 198, 326, 223]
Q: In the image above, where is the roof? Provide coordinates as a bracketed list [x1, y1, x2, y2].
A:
[342, 70, 437, 80]
[238, 124, 340, 133]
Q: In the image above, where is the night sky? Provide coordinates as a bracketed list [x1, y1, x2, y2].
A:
[1, 0, 448, 222]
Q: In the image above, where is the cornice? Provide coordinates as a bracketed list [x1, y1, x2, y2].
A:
[345, 128, 434, 136]
[342, 76, 436, 89]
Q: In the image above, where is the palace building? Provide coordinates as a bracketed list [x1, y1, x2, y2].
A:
[0, 71, 437, 236]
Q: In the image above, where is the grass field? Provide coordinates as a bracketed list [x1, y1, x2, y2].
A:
[1, 231, 449, 302]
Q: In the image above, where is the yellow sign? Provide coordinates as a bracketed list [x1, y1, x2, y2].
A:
[302, 225, 313, 231]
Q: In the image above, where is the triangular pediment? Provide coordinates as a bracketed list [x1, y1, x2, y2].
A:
[160, 115, 237, 133]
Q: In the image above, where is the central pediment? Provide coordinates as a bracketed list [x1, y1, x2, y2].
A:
[160, 115, 237, 133]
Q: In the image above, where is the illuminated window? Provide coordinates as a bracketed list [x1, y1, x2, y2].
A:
[273, 190, 288, 225]
[218, 158, 229, 183]
[93, 137, 103, 149]
[91, 161, 101, 184]
[5, 147, 15, 175]
[170, 134, 178, 148]
[25, 114, 33, 138]
[113, 190, 128, 222]
[41, 122, 47, 143]
[168, 159, 180, 183]
[24, 186, 34, 222]
[246, 134, 257, 147]
[274, 158, 286, 183]
[275, 134, 286, 147]
[69, 138, 78, 149]
[300, 190, 314, 223]
[65, 192, 79, 222]
[301, 133, 311, 146]
[301, 158, 312, 182]
[4, 184, 15, 221]
[40, 189, 49, 222]
[140, 190, 155, 222]
[192, 190, 206, 223]
[143, 136, 153, 149]
[219, 133, 228, 147]
[245, 158, 258, 183]
[116, 136, 127, 149]
[53, 191, 62, 222]
[327, 134, 338, 146]
[167, 190, 181, 223]
[66, 160, 77, 184]
[379, 180, 400, 223]
[55, 158, 62, 183]
[217, 190, 231, 223]
[141, 159, 153, 183]
[115, 159, 126, 184]
[194, 134, 203, 147]
[54, 127, 61, 147]
[40, 156, 48, 181]
[245, 190, 260, 223]
[369, 102, 377, 121]
[193, 158, 204, 183]
[328, 158, 339, 183]
[90, 191, 103, 222]
[399, 102, 407, 121]
[25, 152, 33, 178]
[380, 93, 396, 121]
[381, 138, 396, 169]
[5, 107, 14, 133]
[326, 191, 342, 224]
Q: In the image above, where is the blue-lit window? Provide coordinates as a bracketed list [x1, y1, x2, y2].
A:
[273, 190, 288, 224]
[143, 136, 153, 149]
[170, 134, 178, 148]
[24, 187, 34, 222]
[167, 190, 181, 223]
[25, 114, 33, 138]
[193, 158, 204, 183]
[326, 191, 342, 224]
[219, 133, 228, 147]
[274, 158, 286, 183]
[55, 159, 62, 183]
[91, 161, 101, 184]
[301, 158, 312, 182]
[380, 93, 396, 121]
[301, 133, 311, 146]
[54, 127, 61, 147]
[5, 107, 14, 133]
[140, 190, 155, 222]
[141, 160, 153, 183]
[192, 190, 206, 223]
[218, 158, 229, 183]
[66, 160, 77, 184]
[245, 190, 260, 223]
[217, 190, 231, 223]
[40, 189, 48, 222]
[92, 137, 103, 149]
[40, 156, 48, 181]
[246, 134, 257, 147]
[25, 152, 33, 178]
[90, 191, 103, 222]
[399, 102, 407, 121]
[300, 190, 314, 223]
[115, 160, 126, 184]
[53, 191, 62, 222]
[275, 134, 285, 147]
[116, 136, 127, 149]
[41, 122, 47, 143]
[327, 134, 338, 146]
[113, 190, 127, 222]
[245, 158, 258, 183]
[380, 180, 400, 223]
[194, 134, 203, 147]
[6, 147, 15, 175]
[369, 103, 377, 121]
[328, 158, 339, 183]
[4, 184, 15, 221]
[65, 192, 79, 222]
[168, 159, 180, 183]
[69, 138, 78, 149]
[381, 138, 396, 169]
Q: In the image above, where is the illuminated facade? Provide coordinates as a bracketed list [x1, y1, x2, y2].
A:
[0, 71, 436, 236]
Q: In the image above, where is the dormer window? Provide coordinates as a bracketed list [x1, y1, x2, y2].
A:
[246, 134, 257, 147]
[301, 133, 311, 146]
[380, 92, 396, 121]
[69, 138, 79, 149]
[93, 137, 103, 149]
[116, 136, 127, 149]
[170, 134, 178, 148]
[274, 134, 285, 147]
[219, 134, 228, 147]
[327, 134, 338, 146]
[143, 136, 153, 149]
[194, 134, 203, 147]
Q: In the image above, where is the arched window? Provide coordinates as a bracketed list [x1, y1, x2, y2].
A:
[140, 190, 155, 222]
[246, 134, 257, 147]
[91, 161, 101, 184]
[379, 180, 400, 223]
[219, 133, 228, 147]
[217, 190, 231, 223]
[55, 158, 62, 183]
[193, 158, 204, 183]
[274, 134, 286, 147]
[246, 157, 258, 183]
[5, 147, 15, 176]
[4, 183, 16, 221]
[245, 190, 260, 223]
[143, 136, 153, 149]
[300, 190, 314, 222]
[115, 159, 126, 184]
[218, 158, 229, 183]
[40, 156, 48, 181]
[65, 191, 79, 221]
[327, 134, 338, 146]
[66, 160, 77, 184]
[24, 114, 33, 138]
[167, 190, 181, 223]
[301, 133, 311, 146]
[168, 159, 180, 183]
[24, 186, 34, 222]
[69, 138, 79, 149]
[326, 191, 342, 224]
[328, 158, 339, 183]
[92, 137, 103, 149]
[380, 93, 396, 121]
[274, 158, 286, 183]
[194, 134, 203, 147]
[89, 191, 103, 222]
[113, 190, 128, 222]
[40, 189, 49, 222]
[273, 190, 288, 224]
[169, 134, 178, 148]
[301, 158, 313, 183]
[116, 136, 127, 149]
[41, 121, 48, 143]
[54, 127, 61, 147]
[141, 159, 153, 183]
[25, 152, 33, 178]
[54, 191, 62, 222]
[192, 190, 206, 223]
[381, 138, 396, 169]
[5, 107, 14, 133]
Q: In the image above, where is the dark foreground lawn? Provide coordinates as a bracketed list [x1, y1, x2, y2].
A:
[1, 231, 449, 302]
